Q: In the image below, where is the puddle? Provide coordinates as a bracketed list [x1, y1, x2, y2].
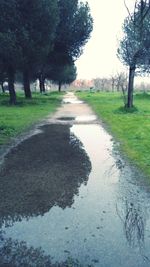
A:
[0, 124, 91, 227]
[56, 116, 97, 123]
[63, 98, 83, 104]
[62, 93, 84, 104]
[1, 119, 150, 266]
[75, 115, 97, 122]
[57, 116, 75, 121]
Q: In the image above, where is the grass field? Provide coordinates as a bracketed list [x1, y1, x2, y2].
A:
[77, 91, 150, 178]
[0, 92, 62, 145]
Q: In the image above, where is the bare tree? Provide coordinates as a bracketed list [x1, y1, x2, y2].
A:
[110, 75, 117, 92]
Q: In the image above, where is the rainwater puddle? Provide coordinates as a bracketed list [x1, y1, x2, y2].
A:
[62, 92, 84, 104]
[63, 98, 83, 104]
[57, 116, 75, 121]
[1, 123, 150, 266]
[75, 115, 97, 122]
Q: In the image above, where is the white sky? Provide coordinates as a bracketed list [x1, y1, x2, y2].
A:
[76, 0, 135, 79]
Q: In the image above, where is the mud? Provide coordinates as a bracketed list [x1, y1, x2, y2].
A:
[0, 92, 150, 267]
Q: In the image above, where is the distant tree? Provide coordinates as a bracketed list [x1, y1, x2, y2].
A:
[93, 78, 110, 91]
[93, 78, 102, 90]
[118, 0, 150, 108]
[37, 51, 72, 93]
[50, 62, 77, 92]
[115, 72, 127, 92]
[110, 75, 117, 92]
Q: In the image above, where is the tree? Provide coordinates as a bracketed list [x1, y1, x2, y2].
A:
[37, 0, 93, 93]
[118, 0, 150, 108]
[0, 63, 7, 93]
[54, 0, 93, 60]
[93, 78, 102, 90]
[115, 72, 127, 92]
[110, 75, 117, 92]
[0, 0, 20, 104]
[50, 62, 77, 92]
[16, 0, 59, 98]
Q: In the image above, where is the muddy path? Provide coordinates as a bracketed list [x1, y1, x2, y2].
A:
[0, 92, 150, 267]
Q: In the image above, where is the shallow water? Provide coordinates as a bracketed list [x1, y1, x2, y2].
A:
[62, 93, 83, 105]
[1, 94, 150, 266]
[75, 115, 97, 122]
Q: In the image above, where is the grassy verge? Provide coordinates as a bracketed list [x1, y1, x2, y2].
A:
[0, 92, 63, 145]
[77, 91, 150, 178]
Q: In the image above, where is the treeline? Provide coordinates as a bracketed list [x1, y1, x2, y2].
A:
[93, 73, 127, 92]
[72, 73, 128, 92]
[0, 0, 93, 104]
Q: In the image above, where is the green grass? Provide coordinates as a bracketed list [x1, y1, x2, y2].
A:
[0, 92, 62, 145]
[77, 91, 150, 178]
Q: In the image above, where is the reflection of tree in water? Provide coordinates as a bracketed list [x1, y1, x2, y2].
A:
[124, 202, 145, 248]
[0, 231, 91, 267]
[116, 200, 145, 248]
[0, 124, 91, 228]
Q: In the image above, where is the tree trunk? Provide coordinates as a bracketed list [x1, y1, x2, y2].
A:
[42, 78, 46, 93]
[39, 74, 45, 93]
[111, 81, 115, 92]
[127, 66, 136, 108]
[58, 82, 62, 92]
[23, 70, 32, 99]
[8, 67, 17, 105]
[39, 78, 43, 93]
[1, 82, 5, 93]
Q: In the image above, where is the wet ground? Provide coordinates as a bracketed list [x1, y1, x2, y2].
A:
[0, 92, 150, 266]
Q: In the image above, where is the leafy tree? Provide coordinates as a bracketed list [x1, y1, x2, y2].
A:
[50, 62, 77, 91]
[16, 0, 59, 98]
[0, 63, 7, 93]
[0, 0, 20, 104]
[118, 0, 150, 108]
[36, 0, 93, 93]
[36, 51, 71, 93]
[39, 0, 93, 93]
[55, 0, 93, 59]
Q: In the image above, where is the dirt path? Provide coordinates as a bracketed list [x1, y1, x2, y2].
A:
[48, 91, 98, 123]
[0, 92, 150, 267]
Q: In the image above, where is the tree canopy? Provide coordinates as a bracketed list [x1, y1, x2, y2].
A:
[0, 0, 93, 103]
[55, 0, 93, 59]
[16, 0, 59, 98]
[50, 62, 77, 91]
[118, 0, 150, 108]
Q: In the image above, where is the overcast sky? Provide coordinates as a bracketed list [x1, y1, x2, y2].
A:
[76, 0, 135, 79]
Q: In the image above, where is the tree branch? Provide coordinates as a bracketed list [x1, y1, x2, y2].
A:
[124, 0, 132, 18]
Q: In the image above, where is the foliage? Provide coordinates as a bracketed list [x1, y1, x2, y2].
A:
[78, 91, 150, 179]
[50, 62, 77, 89]
[0, 0, 20, 70]
[118, 0, 150, 108]
[44, 0, 93, 91]
[55, 0, 93, 60]
[17, 0, 59, 72]
[0, 0, 93, 101]
[118, 0, 150, 70]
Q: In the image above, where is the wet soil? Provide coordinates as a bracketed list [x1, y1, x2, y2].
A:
[0, 92, 150, 267]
